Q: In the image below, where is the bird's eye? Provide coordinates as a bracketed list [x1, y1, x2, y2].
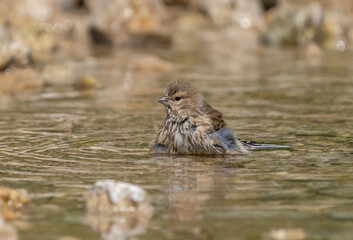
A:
[175, 97, 181, 101]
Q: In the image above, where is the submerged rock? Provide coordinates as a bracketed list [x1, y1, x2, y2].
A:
[0, 186, 29, 221]
[84, 180, 153, 240]
[56, 117, 81, 133]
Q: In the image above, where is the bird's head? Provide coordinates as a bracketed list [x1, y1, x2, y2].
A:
[158, 81, 206, 120]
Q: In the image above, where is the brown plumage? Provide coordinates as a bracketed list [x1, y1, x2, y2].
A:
[152, 81, 247, 154]
[202, 104, 226, 131]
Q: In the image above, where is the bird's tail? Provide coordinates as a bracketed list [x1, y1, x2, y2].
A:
[241, 140, 292, 151]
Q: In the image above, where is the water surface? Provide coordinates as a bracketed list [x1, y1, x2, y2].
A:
[0, 48, 352, 240]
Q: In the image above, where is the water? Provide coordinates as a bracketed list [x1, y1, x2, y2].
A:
[0, 47, 352, 240]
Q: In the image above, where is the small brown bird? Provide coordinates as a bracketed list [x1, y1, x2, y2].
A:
[152, 81, 288, 154]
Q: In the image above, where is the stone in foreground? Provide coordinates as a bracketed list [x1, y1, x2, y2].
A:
[83, 180, 153, 240]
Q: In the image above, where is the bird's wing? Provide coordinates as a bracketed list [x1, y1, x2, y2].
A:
[203, 106, 226, 131]
[210, 127, 237, 151]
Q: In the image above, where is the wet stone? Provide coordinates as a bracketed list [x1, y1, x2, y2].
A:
[84, 180, 152, 215]
[86, 0, 170, 46]
[43, 63, 76, 86]
[0, 69, 44, 95]
[60, 0, 87, 11]
[261, 0, 278, 11]
[265, 228, 306, 240]
[132, 55, 173, 72]
[263, 0, 353, 48]
[57, 237, 82, 240]
[0, 42, 32, 71]
[200, 0, 264, 29]
[0, 186, 29, 221]
[262, 2, 324, 46]
[73, 75, 101, 91]
[83, 180, 153, 240]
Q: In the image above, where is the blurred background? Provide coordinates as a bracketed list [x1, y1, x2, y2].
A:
[1, 0, 353, 94]
[1, 0, 353, 92]
[1, 1, 353, 240]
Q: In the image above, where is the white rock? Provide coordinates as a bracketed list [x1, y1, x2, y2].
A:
[93, 180, 147, 204]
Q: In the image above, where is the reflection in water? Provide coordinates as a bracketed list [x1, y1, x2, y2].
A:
[162, 157, 217, 222]
[156, 156, 237, 238]
[0, 219, 18, 240]
[84, 213, 151, 240]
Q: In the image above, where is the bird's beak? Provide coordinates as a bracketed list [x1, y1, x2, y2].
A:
[158, 96, 169, 106]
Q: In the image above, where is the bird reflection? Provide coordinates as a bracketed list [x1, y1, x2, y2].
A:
[156, 155, 233, 237]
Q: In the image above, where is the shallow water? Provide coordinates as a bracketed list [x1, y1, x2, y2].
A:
[1, 48, 353, 240]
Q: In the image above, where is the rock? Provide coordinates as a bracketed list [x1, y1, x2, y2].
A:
[42, 63, 76, 86]
[86, 0, 171, 47]
[0, 186, 29, 221]
[88, 26, 113, 46]
[163, 0, 189, 6]
[265, 228, 306, 240]
[84, 180, 152, 216]
[199, 0, 264, 30]
[128, 32, 172, 48]
[57, 237, 82, 240]
[132, 55, 173, 72]
[60, 0, 87, 11]
[73, 75, 101, 90]
[84, 180, 153, 240]
[0, 69, 43, 95]
[263, 0, 353, 49]
[263, 1, 324, 46]
[15, 69, 44, 91]
[0, 0, 91, 64]
[0, 0, 56, 60]
[174, 12, 208, 33]
[0, 42, 32, 71]
[261, 0, 278, 11]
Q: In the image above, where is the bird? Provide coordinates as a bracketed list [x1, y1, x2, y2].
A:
[152, 81, 289, 155]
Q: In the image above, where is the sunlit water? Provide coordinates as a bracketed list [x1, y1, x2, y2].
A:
[0, 48, 352, 240]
